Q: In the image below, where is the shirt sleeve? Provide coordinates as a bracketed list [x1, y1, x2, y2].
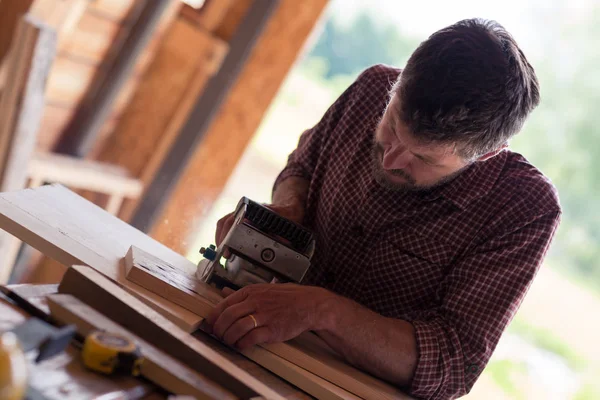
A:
[407, 210, 561, 399]
[272, 69, 366, 194]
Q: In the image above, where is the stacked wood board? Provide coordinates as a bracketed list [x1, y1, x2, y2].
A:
[0, 184, 413, 399]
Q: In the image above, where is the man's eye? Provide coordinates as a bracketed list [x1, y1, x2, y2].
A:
[419, 157, 435, 166]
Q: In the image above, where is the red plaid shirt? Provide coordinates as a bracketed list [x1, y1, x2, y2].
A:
[274, 65, 561, 399]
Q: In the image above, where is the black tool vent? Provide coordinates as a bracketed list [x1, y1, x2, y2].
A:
[243, 198, 313, 253]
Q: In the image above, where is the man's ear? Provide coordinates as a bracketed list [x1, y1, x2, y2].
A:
[476, 143, 508, 162]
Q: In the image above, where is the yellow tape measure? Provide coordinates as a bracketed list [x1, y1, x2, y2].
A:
[82, 331, 143, 376]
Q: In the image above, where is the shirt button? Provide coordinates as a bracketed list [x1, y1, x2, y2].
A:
[466, 364, 479, 374]
[350, 225, 365, 238]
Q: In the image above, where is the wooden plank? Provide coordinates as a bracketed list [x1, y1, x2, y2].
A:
[150, 0, 329, 252]
[36, 104, 75, 151]
[125, 246, 410, 400]
[213, 0, 252, 42]
[0, 185, 285, 398]
[0, 15, 56, 191]
[45, 56, 96, 106]
[125, 244, 222, 310]
[130, 0, 276, 235]
[91, 17, 227, 187]
[59, 11, 123, 65]
[0, 0, 35, 67]
[116, 23, 228, 221]
[48, 293, 237, 400]
[182, 0, 236, 32]
[58, 265, 290, 400]
[87, 0, 139, 22]
[28, 152, 143, 198]
[0, 184, 202, 330]
[0, 14, 57, 284]
[57, 0, 178, 157]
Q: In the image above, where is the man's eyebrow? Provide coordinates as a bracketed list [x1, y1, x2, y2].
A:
[388, 110, 439, 165]
[411, 152, 437, 163]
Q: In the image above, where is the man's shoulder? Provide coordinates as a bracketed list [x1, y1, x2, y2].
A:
[498, 150, 561, 215]
[353, 64, 402, 97]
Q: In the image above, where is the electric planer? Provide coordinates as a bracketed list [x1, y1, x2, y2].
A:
[197, 197, 316, 290]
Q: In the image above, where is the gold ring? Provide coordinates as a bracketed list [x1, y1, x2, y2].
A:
[248, 314, 258, 329]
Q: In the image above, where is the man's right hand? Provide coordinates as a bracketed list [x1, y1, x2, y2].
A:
[215, 201, 305, 247]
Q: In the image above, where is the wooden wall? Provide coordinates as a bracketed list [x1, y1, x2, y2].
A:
[151, 0, 330, 253]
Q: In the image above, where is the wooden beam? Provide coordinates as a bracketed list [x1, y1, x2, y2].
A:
[0, 14, 57, 284]
[181, 0, 236, 33]
[88, 16, 227, 218]
[0, 15, 56, 191]
[130, 0, 277, 235]
[124, 246, 411, 400]
[143, 0, 329, 252]
[28, 152, 143, 198]
[0, 0, 35, 68]
[56, 0, 176, 157]
[58, 265, 289, 400]
[48, 293, 237, 400]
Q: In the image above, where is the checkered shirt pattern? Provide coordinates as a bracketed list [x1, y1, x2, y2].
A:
[273, 65, 561, 399]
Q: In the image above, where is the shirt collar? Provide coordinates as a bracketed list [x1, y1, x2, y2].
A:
[419, 150, 508, 210]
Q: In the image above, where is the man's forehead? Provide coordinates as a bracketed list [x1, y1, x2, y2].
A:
[386, 95, 456, 159]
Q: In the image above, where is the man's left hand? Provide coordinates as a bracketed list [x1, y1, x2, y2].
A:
[205, 283, 333, 350]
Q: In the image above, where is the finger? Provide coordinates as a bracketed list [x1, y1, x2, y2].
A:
[236, 326, 272, 350]
[215, 212, 233, 246]
[221, 287, 236, 297]
[222, 314, 258, 347]
[205, 288, 248, 327]
[212, 300, 255, 339]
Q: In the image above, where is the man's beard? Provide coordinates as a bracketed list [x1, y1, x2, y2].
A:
[371, 141, 469, 193]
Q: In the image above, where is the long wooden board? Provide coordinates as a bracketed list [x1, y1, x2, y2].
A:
[0, 185, 284, 399]
[125, 246, 411, 400]
[58, 265, 294, 400]
[47, 293, 236, 400]
[0, 184, 202, 330]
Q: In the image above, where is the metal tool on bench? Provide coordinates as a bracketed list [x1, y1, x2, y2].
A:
[0, 317, 76, 400]
[197, 197, 315, 290]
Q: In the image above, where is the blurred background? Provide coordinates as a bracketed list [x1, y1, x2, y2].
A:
[0, 0, 598, 398]
[189, 0, 600, 399]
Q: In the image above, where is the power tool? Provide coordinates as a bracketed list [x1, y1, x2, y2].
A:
[197, 197, 315, 290]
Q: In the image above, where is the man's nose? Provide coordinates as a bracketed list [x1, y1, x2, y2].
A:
[382, 145, 411, 169]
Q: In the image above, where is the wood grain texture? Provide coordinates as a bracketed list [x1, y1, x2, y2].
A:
[59, 11, 123, 65]
[58, 265, 290, 400]
[0, 14, 56, 192]
[0, 13, 57, 284]
[0, 184, 202, 330]
[182, 0, 236, 33]
[36, 104, 75, 151]
[45, 56, 95, 106]
[86, 0, 184, 158]
[89, 16, 227, 218]
[151, 0, 329, 252]
[125, 245, 222, 310]
[87, 0, 140, 22]
[0, 0, 35, 68]
[48, 293, 236, 400]
[125, 247, 410, 400]
[28, 152, 143, 198]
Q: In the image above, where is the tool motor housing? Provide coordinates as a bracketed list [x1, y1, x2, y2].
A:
[198, 197, 315, 290]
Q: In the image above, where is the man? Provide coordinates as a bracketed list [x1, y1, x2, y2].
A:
[205, 18, 561, 399]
